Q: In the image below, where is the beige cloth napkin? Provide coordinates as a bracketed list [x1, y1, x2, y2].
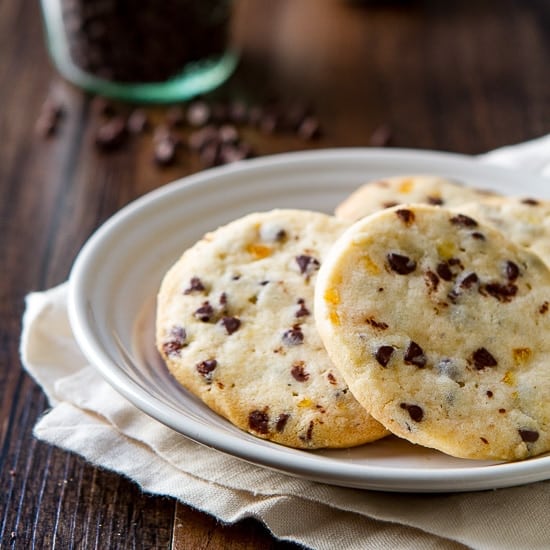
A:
[21, 136, 550, 550]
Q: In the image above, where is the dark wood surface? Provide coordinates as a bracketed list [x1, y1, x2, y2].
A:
[1, 0, 549, 547]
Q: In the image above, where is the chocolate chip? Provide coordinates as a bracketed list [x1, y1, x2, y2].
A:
[127, 109, 149, 134]
[196, 359, 217, 379]
[194, 301, 214, 322]
[486, 390, 493, 397]
[199, 141, 222, 167]
[219, 142, 253, 164]
[436, 262, 454, 281]
[448, 272, 479, 302]
[471, 232, 486, 240]
[365, 317, 388, 330]
[154, 138, 177, 166]
[450, 214, 478, 227]
[396, 208, 415, 225]
[375, 345, 394, 367]
[400, 403, 424, 422]
[425, 270, 440, 291]
[282, 325, 304, 346]
[368, 123, 392, 147]
[387, 253, 416, 275]
[295, 298, 310, 318]
[404, 341, 426, 368]
[521, 198, 539, 206]
[539, 301, 549, 314]
[519, 429, 539, 443]
[95, 116, 126, 151]
[188, 125, 218, 152]
[295, 255, 321, 276]
[219, 292, 229, 313]
[218, 124, 239, 144]
[187, 100, 211, 127]
[427, 196, 444, 206]
[504, 261, 520, 282]
[35, 97, 64, 138]
[459, 272, 479, 289]
[472, 347, 498, 370]
[162, 326, 187, 356]
[302, 420, 315, 441]
[153, 124, 181, 145]
[184, 276, 205, 294]
[291, 362, 309, 382]
[327, 372, 337, 385]
[297, 116, 321, 140]
[35, 114, 59, 138]
[481, 283, 518, 302]
[248, 410, 269, 434]
[259, 223, 287, 243]
[275, 413, 290, 432]
[220, 316, 241, 335]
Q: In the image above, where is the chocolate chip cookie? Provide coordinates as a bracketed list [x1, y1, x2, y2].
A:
[315, 204, 550, 460]
[335, 175, 496, 222]
[156, 209, 388, 449]
[456, 196, 550, 263]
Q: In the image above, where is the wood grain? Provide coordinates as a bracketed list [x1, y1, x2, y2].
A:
[172, 503, 299, 549]
[1, 0, 549, 547]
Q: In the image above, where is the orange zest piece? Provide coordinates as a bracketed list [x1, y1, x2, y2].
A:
[324, 287, 340, 305]
[398, 178, 414, 194]
[329, 310, 340, 325]
[512, 348, 531, 364]
[246, 243, 272, 259]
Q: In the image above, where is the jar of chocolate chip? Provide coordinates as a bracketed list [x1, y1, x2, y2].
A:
[40, 0, 238, 102]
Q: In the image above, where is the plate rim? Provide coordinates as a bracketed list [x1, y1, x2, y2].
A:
[67, 147, 550, 492]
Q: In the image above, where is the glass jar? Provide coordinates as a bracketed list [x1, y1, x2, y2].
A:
[40, 0, 238, 103]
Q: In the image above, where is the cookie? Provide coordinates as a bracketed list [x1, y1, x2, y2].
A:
[156, 209, 388, 449]
[455, 195, 550, 263]
[315, 204, 550, 460]
[335, 175, 496, 221]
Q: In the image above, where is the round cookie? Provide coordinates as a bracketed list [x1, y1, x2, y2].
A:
[156, 209, 388, 449]
[335, 174, 497, 222]
[315, 204, 550, 460]
[455, 195, 550, 264]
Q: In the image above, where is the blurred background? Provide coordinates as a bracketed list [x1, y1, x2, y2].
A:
[1, 0, 549, 547]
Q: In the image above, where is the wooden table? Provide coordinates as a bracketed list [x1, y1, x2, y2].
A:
[2, 0, 549, 547]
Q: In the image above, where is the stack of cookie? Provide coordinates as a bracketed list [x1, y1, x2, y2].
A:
[156, 175, 550, 461]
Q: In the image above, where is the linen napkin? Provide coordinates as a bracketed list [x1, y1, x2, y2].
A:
[21, 135, 550, 550]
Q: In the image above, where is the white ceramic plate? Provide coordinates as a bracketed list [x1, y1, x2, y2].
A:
[68, 148, 550, 493]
